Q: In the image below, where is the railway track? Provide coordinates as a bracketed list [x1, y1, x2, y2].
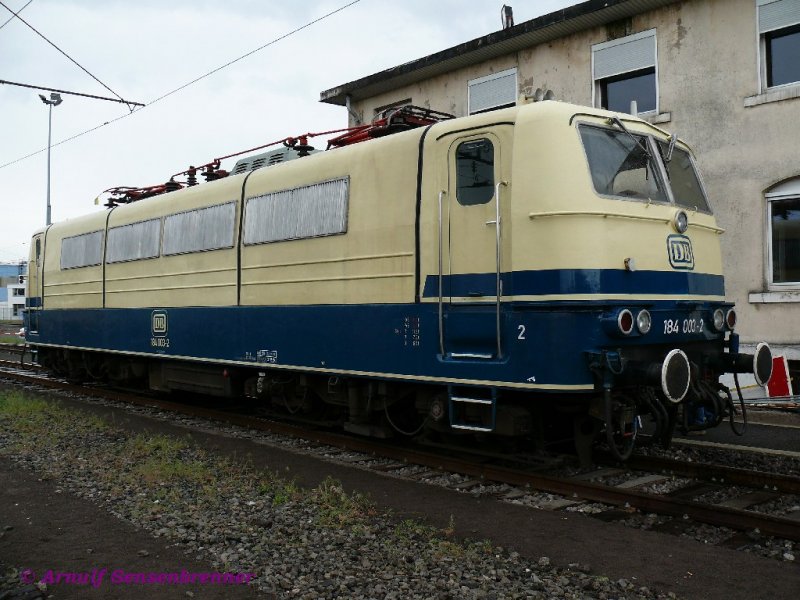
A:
[0, 343, 32, 366]
[1, 360, 799, 546]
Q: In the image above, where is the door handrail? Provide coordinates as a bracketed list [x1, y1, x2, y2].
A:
[494, 181, 508, 358]
[438, 189, 446, 357]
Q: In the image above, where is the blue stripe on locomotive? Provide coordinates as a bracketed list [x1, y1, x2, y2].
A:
[422, 269, 724, 298]
[28, 297, 727, 392]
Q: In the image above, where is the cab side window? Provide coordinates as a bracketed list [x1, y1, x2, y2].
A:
[456, 139, 495, 205]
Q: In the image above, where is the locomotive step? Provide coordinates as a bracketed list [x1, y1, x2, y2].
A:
[448, 386, 497, 433]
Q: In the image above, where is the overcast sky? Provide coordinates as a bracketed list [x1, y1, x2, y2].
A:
[0, 0, 576, 263]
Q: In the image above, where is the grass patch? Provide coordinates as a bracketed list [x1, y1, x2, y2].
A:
[271, 479, 301, 506]
[135, 455, 213, 485]
[313, 476, 376, 529]
[0, 392, 108, 437]
[0, 388, 502, 570]
[0, 335, 23, 345]
[393, 515, 494, 561]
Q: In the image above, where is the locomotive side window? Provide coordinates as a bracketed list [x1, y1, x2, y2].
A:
[579, 126, 668, 204]
[456, 139, 495, 206]
[106, 219, 161, 264]
[657, 142, 711, 213]
[244, 177, 349, 245]
[60, 230, 104, 270]
[163, 202, 236, 256]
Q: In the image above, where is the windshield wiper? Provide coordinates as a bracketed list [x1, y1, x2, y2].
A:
[608, 117, 652, 160]
[665, 133, 678, 162]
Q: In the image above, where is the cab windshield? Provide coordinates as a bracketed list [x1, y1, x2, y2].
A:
[657, 142, 710, 212]
[579, 124, 712, 213]
[580, 126, 668, 203]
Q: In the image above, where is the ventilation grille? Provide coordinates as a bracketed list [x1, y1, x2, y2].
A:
[244, 177, 349, 245]
[231, 147, 317, 175]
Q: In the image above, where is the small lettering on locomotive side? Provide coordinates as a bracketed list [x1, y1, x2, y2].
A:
[150, 337, 170, 348]
[256, 350, 278, 364]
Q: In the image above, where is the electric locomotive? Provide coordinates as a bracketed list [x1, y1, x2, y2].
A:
[24, 100, 772, 460]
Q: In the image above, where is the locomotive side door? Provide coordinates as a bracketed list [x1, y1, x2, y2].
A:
[438, 130, 509, 359]
[26, 233, 44, 333]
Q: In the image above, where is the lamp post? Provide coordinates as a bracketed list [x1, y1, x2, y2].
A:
[39, 92, 62, 226]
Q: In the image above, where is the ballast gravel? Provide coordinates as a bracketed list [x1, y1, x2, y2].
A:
[0, 390, 680, 600]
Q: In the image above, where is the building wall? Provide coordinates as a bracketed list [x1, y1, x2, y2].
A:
[0, 263, 27, 322]
[347, 0, 799, 354]
[3, 282, 26, 321]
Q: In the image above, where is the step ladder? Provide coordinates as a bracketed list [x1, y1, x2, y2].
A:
[448, 386, 497, 432]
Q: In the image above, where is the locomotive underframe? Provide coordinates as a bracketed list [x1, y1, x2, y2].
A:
[33, 329, 766, 462]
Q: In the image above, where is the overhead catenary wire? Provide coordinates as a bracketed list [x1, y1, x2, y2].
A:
[0, 0, 363, 171]
[0, 79, 144, 107]
[0, 0, 32, 31]
[0, 0, 130, 108]
[145, 0, 362, 107]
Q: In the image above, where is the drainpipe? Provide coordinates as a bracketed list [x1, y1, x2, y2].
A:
[345, 94, 362, 126]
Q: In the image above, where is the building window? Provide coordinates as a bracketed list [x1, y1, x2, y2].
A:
[592, 29, 657, 114]
[456, 139, 495, 205]
[12, 288, 24, 296]
[758, 0, 800, 89]
[468, 68, 517, 114]
[767, 178, 800, 286]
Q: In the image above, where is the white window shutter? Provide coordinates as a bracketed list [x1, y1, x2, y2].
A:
[468, 68, 517, 114]
[593, 30, 656, 80]
[758, 0, 800, 33]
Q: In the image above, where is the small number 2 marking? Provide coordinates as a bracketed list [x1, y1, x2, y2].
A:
[517, 325, 526, 340]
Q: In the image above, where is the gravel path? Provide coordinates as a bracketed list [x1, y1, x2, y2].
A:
[2, 385, 799, 599]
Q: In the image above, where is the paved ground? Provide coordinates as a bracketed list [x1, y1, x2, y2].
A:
[1, 389, 798, 600]
[0, 457, 265, 600]
[674, 408, 800, 453]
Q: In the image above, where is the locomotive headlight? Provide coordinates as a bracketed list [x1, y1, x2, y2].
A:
[617, 309, 634, 335]
[673, 210, 689, 233]
[635, 310, 652, 334]
[712, 309, 725, 332]
[726, 309, 737, 330]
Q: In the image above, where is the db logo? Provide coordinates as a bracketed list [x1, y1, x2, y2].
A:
[667, 235, 694, 270]
[151, 310, 168, 337]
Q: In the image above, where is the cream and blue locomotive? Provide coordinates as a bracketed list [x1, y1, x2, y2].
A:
[24, 101, 772, 459]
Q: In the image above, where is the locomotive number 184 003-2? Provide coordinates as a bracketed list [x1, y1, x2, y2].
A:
[663, 317, 704, 335]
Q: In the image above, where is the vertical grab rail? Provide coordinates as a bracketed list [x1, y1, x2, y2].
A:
[438, 190, 446, 357]
[494, 181, 508, 359]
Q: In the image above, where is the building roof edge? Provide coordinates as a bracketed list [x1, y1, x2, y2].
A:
[320, 0, 677, 106]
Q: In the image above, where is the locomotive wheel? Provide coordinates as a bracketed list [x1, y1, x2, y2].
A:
[603, 390, 637, 461]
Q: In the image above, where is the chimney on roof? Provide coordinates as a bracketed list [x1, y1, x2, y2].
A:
[501, 5, 514, 29]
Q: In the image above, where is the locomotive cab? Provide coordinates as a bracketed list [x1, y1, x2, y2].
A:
[498, 103, 772, 459]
